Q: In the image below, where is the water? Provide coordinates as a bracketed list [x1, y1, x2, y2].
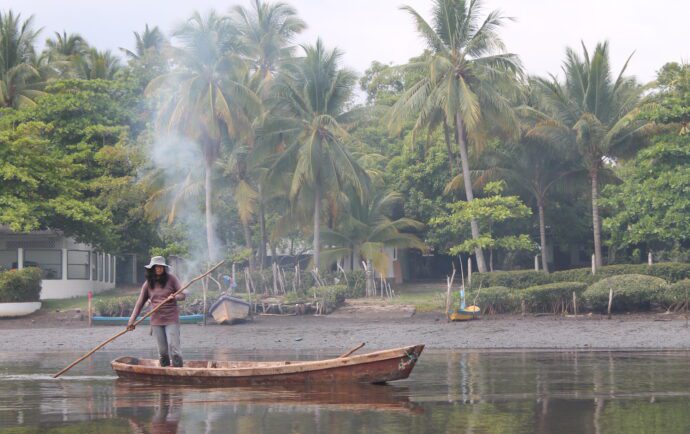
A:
[1, 349, 690, 433]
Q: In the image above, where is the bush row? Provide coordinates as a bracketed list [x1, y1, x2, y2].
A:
[0, 268, 42, 303]
[470, 262, 690, 290]
[468, 274, 690, 314]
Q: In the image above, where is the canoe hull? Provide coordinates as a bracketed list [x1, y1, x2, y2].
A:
[111, 344, 424, 386]
[209, 296, 250, 324]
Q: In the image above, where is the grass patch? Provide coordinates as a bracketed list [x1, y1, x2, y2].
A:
[41, 286, 140, 312]
[346, 281, 447, 313]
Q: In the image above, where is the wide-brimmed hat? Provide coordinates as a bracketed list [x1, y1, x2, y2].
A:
[144, 256, 170, 269]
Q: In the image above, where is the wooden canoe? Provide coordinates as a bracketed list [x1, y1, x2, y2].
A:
[208, 295, 250, 324]
[111, 344, 424, 386]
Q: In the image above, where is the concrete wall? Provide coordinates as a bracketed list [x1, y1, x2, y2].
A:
[0, 231, 116, 299]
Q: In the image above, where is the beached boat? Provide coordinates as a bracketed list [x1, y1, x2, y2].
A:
[208, 295, 250, 324]
[111, 344, 424, 386]
[92, 314, 204, 325]
[449, 305, 481, 321]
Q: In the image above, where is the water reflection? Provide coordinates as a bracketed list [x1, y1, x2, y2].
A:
[1, 350, 690, 433]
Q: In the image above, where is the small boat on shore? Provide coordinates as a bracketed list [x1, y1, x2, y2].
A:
[208, 295, 250, 324]
[111, 344, 424, 386]
[449, 305, 481, 321]
[92, 314, 204, 325]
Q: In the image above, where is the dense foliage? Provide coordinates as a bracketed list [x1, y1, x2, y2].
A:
[0, 1, 687, 286]
[0, 267, 42, 302]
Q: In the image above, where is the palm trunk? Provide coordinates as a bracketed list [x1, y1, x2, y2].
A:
[242, 219, 255, 272]
[313, 183, 321, 270]
[591, 169, 603, 270]
[442, 118, 455, 175]
[204, 162, 215, 261]
[455, 112, 487, 273]
[258, 186, 267, 269]
[537, 198, 550, 273]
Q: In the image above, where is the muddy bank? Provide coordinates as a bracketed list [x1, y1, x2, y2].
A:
[2, 311, 690, 353]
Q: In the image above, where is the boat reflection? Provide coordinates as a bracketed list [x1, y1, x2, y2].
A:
[113, 379, 422, 416]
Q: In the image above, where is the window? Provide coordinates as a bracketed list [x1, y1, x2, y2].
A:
[0, 250, 17, 271]
[67, 250, 90, 279]
[91, 252, 97, 280]
[24, 249, 62, 279]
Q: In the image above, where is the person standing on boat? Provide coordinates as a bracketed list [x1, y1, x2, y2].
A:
[127, 256, 186, 368]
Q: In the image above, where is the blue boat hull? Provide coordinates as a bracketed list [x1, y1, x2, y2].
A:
[91, 314, 204, 325]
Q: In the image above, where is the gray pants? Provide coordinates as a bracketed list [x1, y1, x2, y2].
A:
[152, 324, 181, 359]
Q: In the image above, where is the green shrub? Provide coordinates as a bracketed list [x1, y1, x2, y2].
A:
[583, 274, 669, 312]
[521, 282, 587, 314]
[659, 279, 690, 311]
[552, 263, 690, 285]
[467, 286, 518, 314]
[470, 270, 551, 290]
[310, 285, 348, 314]
[0, 267, 42, 302]
[95, 295, 139, 317]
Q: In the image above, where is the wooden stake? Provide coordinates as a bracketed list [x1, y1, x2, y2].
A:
[53, 260, 224, 378]
[685, 285, 688, 328]
[445, 263, 456, 322]
[573, 291, 578, 317]
[607, 287, 613, 320]
[87, 291, 92, 328]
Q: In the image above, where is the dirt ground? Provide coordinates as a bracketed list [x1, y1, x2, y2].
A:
[2, 301, 690, 353]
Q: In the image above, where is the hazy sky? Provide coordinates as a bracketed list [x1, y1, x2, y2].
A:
[6, 0, 689, 83]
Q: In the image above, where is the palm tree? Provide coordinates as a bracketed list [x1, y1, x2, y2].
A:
[0, 10, 44, 108]
[75, 48, 121, 80]
[270, 39, 369, 269]
[231, 0, 306, 80]
[146, 11, 260, 261]
[120, 24, 166, 60]
[320, 189, 425, 276]
[534, 42, 647, 269]
[231, 0, 306, 268]
[389, 0, 523, 272]
[45, 31, 88, 60]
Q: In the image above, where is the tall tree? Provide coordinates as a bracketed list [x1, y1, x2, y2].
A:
[231, 0, 306, 268]
[45, 31, 88, 60]
[389, 0, 523, 272]
[75, 48, 121, 80]
[231, 0, 306, 80]
[0, 10, 44, 108]
[119, 24, 166, 60]
[534, 42, 647, 269]
[270, 39, 368, 269]
[146, 11, 259, 260]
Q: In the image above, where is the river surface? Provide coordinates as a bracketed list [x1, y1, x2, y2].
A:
[1, 349, 689, 433]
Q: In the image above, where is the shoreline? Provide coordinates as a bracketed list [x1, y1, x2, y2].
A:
[2, 311, 690, 353]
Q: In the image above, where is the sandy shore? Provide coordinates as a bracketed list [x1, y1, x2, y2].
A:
[2, 308, 690, 352]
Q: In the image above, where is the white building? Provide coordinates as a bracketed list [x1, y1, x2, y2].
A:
[0, 228, 117, 299]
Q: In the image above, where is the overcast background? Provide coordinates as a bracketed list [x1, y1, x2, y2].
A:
[5, 0, 688, 84]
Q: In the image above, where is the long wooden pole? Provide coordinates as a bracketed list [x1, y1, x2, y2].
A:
[53, 260, 225, 378]
[338, 342, 365, 358]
